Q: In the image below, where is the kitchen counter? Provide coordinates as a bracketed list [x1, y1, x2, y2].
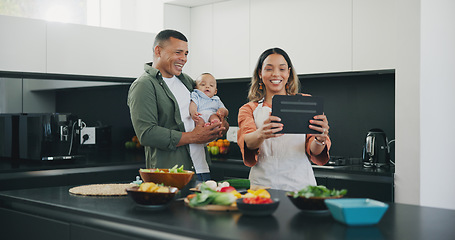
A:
[0, 184, 453, 240]
[1, 150, 395, 202]
[211, 157, 395, 202]
[0, 149, 145, 191]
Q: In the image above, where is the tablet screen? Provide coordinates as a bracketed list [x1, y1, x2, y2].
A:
[271, 95, 324, 134]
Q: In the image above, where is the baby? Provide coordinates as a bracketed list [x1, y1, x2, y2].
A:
[190, 73, 229, 126]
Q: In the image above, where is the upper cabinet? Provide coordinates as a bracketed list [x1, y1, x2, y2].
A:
[188, 0, 396, 79]
[352, 0, 396, 71]
[250, 0, 352, 75]
[47, 22, 155, 78]
[0, 16, 46, 73]
[188, 4, 214, 79]
[213, 0, 250, 79]
[0, 15, 155, 78]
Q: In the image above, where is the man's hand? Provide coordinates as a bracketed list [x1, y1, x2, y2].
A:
[177, 119, 226, 146]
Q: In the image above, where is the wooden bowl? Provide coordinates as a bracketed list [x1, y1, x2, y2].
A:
[139, 169, 194, 189]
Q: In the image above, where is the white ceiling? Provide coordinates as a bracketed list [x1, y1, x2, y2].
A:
[164, 0, 229, 7]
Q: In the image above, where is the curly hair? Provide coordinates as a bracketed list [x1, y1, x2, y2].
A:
[248, 47, 300, 102]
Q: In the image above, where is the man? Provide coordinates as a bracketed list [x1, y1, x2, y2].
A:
[127, 29, 227, 181]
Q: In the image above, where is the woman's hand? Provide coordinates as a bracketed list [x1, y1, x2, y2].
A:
[244, 116, 283, 150]
[259, 116, 284, 140]
[309, 114, 330, 142]
[309, 114, 330, 155]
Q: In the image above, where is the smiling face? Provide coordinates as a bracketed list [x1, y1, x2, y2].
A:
[196, 74, 217, 98]
[259, 53, 290, 97]
[154, 37, 188, 78]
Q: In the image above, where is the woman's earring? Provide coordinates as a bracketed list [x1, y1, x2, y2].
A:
[259, 82, 263, 90]
[286, 83, 289, 90]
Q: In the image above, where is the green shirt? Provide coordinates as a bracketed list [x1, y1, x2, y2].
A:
[127, 63, 211, 170]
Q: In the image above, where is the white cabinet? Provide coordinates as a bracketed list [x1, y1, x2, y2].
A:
[46, 22, 155, 78]
[189, 0, 353, 78]
[250, 0, 352, 75]
[188, 4, 214, 79]
[213, 0, 250, 79]
[0, 16, 46, 73]
[352, 0, 396, 71]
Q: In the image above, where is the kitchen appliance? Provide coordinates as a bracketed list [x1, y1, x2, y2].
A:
[18, 113, 82, 160]
[362, 129, 390, 168]
[0, 114, 20, 159]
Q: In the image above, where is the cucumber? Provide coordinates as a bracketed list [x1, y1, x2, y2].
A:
[220, 179, 250, 189]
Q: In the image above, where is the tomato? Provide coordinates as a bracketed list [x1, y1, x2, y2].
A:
[243, 196, 273, 204]
[219, 146, 228, 154]
[219, 186, 236, 193]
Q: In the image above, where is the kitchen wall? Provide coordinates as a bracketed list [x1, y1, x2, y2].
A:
[217, 71, 395, 159]
[54, 85, 135, 150]
[48, 71, 394, 160]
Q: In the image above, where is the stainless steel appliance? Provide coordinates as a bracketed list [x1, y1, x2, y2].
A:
[0, 114, 20, 159]
[18, 113, 82, 160]
[362, 128, 390, 168]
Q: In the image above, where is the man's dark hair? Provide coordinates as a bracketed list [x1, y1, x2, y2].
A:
[153, 29, 188, 49]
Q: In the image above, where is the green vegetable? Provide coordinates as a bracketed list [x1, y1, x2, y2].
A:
[189, 192, 214, 207]
[140, 165, 185, 174]
[212, 192, 236, 205]
[221, 179, 250, 189]
[289, 185, 347, 198]
[188, 183, 236, 207]
[169, 165, 185, 173]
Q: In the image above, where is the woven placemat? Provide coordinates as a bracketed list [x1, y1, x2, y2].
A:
[69, 183, 134, 196]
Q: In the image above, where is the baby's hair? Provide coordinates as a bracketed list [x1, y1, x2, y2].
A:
[199, 72, 214, 78]
[196, 72, 216, 83]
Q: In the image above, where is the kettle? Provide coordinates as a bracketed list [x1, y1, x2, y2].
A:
[362, 128, 390, 168]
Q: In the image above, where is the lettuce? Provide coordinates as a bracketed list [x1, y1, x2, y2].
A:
[290, 185, 347, 198]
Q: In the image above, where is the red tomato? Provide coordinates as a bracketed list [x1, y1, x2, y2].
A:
[219, 186, 236, 193]
[243, 196, 273, 204]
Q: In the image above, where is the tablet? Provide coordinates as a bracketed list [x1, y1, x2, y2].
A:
[271, 95, 324, 134]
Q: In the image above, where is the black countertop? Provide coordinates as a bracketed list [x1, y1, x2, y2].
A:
[0, 148, 145, 174]
[0, 148, 394, 193]
[0, 184, 453, 240]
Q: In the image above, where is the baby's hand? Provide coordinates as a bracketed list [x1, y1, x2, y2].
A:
[192, 112, 202, 122]
[216, 109, 227, 119]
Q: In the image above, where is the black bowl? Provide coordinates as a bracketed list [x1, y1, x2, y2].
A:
[286, 192, 342, 211]
[126, 185, 179, 206]
[236, 198, 280, 216]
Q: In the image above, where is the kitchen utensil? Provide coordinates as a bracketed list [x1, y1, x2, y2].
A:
[324, 198, 389, 226]
[362, 129, 390, 168]
[126, 185, 179, 206]
[236, 198, 280, 216]
[139, 168, 194, 189]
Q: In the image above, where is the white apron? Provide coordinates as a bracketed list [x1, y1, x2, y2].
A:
[249, 102, 317, 191]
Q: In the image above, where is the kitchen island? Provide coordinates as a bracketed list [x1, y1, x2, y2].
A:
[1, 184, 454, 240]
[1, 150, 395, 201]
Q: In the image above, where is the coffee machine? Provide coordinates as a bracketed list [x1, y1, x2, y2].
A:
[18, 113, 81, 160]
[362, 128, 391, 168]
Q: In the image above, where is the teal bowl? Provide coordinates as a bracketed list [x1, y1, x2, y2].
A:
[324, 198, 389, 226]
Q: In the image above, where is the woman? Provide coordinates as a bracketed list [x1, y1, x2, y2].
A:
[237, 47, 331, 191]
